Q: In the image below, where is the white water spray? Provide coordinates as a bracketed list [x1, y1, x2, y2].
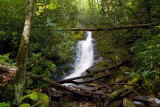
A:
[64, 31, 94, 79]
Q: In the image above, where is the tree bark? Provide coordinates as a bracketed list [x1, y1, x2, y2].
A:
[13, 0, 34, 104]
[59, 22, 158, 31]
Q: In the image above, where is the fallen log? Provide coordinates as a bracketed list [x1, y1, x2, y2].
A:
[59, 22, 158, 31]
[103, 77, 140, 107]
[58, 72, 111, 85]
[27, 73, 94, 99]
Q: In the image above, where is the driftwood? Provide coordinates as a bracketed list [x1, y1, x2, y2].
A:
[59, 22, 158, 31]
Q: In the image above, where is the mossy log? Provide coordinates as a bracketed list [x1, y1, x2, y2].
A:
[103, 77, 140, 107]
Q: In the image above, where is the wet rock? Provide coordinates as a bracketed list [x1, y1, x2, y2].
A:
[86, 61, 111, 74]
[133, 96, 160, 107]
[92, 38, 96, 43]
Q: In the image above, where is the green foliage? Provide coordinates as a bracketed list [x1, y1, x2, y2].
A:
[19, 92, 38, 103]
[0, 54, 10, 63]
[27, 53, 56, 88]
[126, 70, 160, 92]
[132, 33, 160, 71]
[0, 53, 15, 64]
[35, 0, 60, 16]
[0, 102, 10, 107]
[19, 103, 30, 107]
[0, 0, 26, 57]
[19, 90, 49, 107]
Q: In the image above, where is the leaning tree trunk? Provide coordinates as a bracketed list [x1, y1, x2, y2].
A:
[13, 0, 34, 104]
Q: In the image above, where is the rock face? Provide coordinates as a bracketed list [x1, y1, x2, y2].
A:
[92, 38, 103, 65]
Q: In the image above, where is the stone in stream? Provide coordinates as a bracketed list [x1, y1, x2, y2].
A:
[133, 96, 160, 107]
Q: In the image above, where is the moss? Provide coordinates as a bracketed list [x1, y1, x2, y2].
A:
[87, 61, 113, 74]
[110, 91, 119, 99]
[95, 61, 113, 67]
[123, 98, 136, 107]
[128, 76, 139, 84]
[72, 31, 84, 42]
[106, 66, 131, 84]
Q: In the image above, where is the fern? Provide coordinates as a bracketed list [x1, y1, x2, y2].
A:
[19, 92, 38, 103]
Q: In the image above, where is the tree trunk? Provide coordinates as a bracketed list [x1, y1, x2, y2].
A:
[13, 0, 34, 104]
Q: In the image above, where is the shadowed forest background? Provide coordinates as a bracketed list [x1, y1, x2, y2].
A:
[0, 0, 160, 106]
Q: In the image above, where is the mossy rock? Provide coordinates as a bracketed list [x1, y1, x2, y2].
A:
[86, 61, 113, 74]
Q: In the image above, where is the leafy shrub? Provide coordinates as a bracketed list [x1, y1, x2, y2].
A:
[19, 90, 49, 107]
[0, 54, 15, 66]
[132, 34, 160, 71]
[0, 102, 10, 107]
[27, 53, 56, 89]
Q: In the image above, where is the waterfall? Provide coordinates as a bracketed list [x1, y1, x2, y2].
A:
[64, 31, 94, 80]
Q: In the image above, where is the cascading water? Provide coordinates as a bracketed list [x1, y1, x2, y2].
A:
[64, 31, 94, 80]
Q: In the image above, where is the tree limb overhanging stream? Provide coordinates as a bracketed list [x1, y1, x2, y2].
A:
[59, 22, 159, 31]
